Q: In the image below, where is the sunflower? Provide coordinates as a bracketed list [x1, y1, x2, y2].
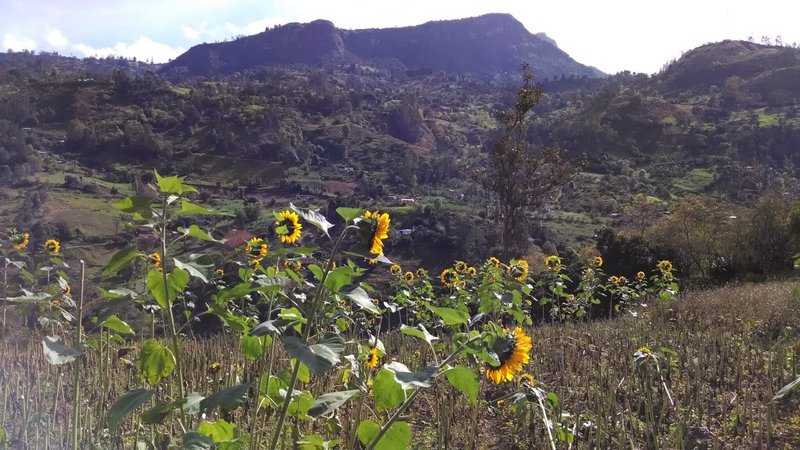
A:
[663, 271, 674, 282]
[609, 275, 620, 285]
[215, 268, 225, 276]
[544, 255, 562, 272]
[636, 271, 646, 280]
[454, 261, 467, 273]
[44, 238, 61, 254]
[251, 257, 263, 267]
[63, 285, 71, 296]
[389, 264, 402, 276]
[245, 238, 267, 258]
[517, 372, 536, 386]
[486, 327, 533, 384]
[274, 210, 302, 244]
[467, 266, 477, 277]
[618, 276, 627, 284]
[366, 258, 378, 265]
[440, 268, 459, 288]
[509, 259, 529, 281]
[415, 268, 428, 278]
[487, 256, 501, 268]
[404, 271, 414, 282]
[594, 256, 603, 268]
[148, 252, 162, 269]
[657, 260, 673, 273]
[364, 347, 380, 369]
[12, 232, 29, 251]
[363, 210, 390, 255]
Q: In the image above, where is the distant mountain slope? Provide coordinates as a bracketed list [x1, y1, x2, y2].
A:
[161, 13, 603, 80]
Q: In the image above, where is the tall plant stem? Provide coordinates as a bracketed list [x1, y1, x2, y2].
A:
[365, 335, 481, 450]
[71, 260, 85, 449]
[161, 214, 187, 426]
[268, 228, 349, 450]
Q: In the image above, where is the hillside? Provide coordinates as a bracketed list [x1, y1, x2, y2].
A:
[161, 14, 603, 80]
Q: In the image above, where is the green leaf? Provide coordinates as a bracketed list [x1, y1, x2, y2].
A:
[112, 196, 153, 216]
[102, 246, 140, 277]
[198, 419, 235, 442]
[240, 334, 264, 361]
[155, 171, 197, 195]
[445, 366, 479, 405]
[173, 255, 214, 283]
[42, 336, 84, 365]
[774, 375, 800, 401]
[293, 359, 311, 383]
[179, 199, 224, 216]
[178, 224, 225, 243]
[372, 369, 404, 412]
[147, 268, 189, 309]
[180, 392, 205, 415]
[106, 388, 154, 431]
[427, 305, 469, 326]
[297, 434, 341, 450]
[94, 295, 135, 327]
[102, 314, 135, 335]
[341, 286, 379, 314]
[137, 339, 176, 386]
[291, 203, 334, 237]
[287, 391, 314, 418]
[324, 267, 353, 293]
[384, 361, 437, 389]
[358, 420, 411, 450]
[336, 207, 363, 222]
[7, 292, 51, 303]
[182, 431, 213, 450]
[307, 390, 360, 418]
[400, 324, 438, 344]
[141, 402, 176, 425]
[283, 333, 345, 375]
[199, 384, 250, 414]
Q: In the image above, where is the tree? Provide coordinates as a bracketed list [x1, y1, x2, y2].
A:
[474, 63, 573, 258]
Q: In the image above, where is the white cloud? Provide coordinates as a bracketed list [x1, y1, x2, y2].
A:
[45, 28, 68, 49]
[72, 36, 185, 63]
[3, 33, 36, 51]
[181, 25, 201, 40]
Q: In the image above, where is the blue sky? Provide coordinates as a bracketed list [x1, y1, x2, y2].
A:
[2, 0, 799, 74]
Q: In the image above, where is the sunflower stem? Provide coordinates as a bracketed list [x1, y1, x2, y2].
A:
[70, 260, 85, 449]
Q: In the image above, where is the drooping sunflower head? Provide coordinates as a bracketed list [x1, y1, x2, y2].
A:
[389, 264, 402, 276]
[366, 258, 378, 265]
[44, 238, 61, 254]
[485, 327, 533, 384]
[487, 256, 501, 268]
[593, 256, 604, 268]
[509, 259, 529, 282]
[148, 252, 162, 269]
[404, 271, 414, 282]
[12, 232, 29, 251]
[544, 255, 562, 272]
[466, 266, 477, 277]
[415, 267, 428, 278]
[662, 271, 674, 282]
[636, 271, 646, 280]
[440, 268, 459, 288]
[517, 372, 536, 387]
[215, 268, 225, 277]
[609, 275, 620, 285]
[454, 261, 467, 273]
[245, 237, 267, 259]
[250, 257, 263, 267]
[618, 276, 627, 284]
[274, 210, 302, 244]
[364, 347, 381, 369]
[361, 210, 390, 255]
[657, 260, 673, 273]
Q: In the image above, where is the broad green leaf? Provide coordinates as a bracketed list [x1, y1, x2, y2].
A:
[358, 420, 411, 450]
[307, 390, 360, 418]
[102, 314, 135, 335]
[94, 295, 135, 327]
[155, 171, 197, 195]
[293, 358, 311, 383]
[138, 339, 176, 386]
[173, 255, 214, 283]
[7, 292, 51, 303]
[336, 207, 363, 222]
[198, 419, 235, 442]
[112, 196, 153, 215]
[283, 333, 345, 375]
[180, 392, 205, 415]
[250, 319, 291, 337]
[178, 224, 224, 243]
[384, 361, 437, 389]
[179, 199, 224, 216]
[287, 391, 314, 418]
[427, 305, 469, 326]
[147, 268, 189, 309]
[291, 203, 333, 237]
[182, 431, 213, 450]
[240, 334, 264, 360]
[445, 366, 479, 405]
[141, 402, 176, 425]
[324, 267, 353, 293]
[106, 388, 154, 431]
[372, 369, 404, 412]
[341, 286, 379, 314]
[42, 336, 84, 365]
[400, 324, 438, 344]
[199, 384, 250, 414]
[102, 246, 140, 276]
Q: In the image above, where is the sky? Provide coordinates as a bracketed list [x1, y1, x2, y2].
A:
[2, 0, 799, 74]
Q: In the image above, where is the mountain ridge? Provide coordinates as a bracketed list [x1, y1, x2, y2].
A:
[161, 13, 604, 80]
